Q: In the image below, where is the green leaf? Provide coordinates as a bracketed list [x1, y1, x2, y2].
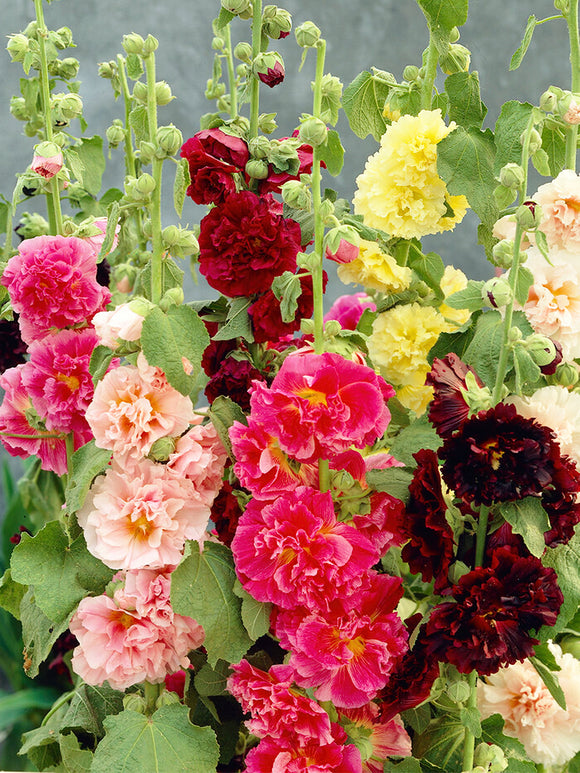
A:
[19, 720, 62, 770]
[141, 305, 209, 395]
[18, 461, 65, 528]
[271, 271, 302, 323]
[513, 345, 541, 391]
[445, 280, 485, 312]
[233, 580, 272, 640]
[529, 655, 566, 709]
[383, 759, 422, 773]
[171, 542, 253, 667]
[387, 414, 442, 467]
[494, 101, 534, 174]
[125, 53, 143, 80]
[65, 440, 112, 516]
[194, 660, 230, 697]
[74, 136, 106, 196]
[480, 714, 537, 772]
[365, 467, 413, 506]
[61, 683, 124, 739]
[510, 15, 537, 71]
[212, 297, 254, 343]
[532, 147, 551, 177]
[173, 158, 190, 218]
[514, 266, 534, 306]
[20, 589, 70, 678]
[208, 395, 247, 459]
[60, 732, 94, 773]
[139, 255, 185, 300]
[342, 71, 390, 141]
[459, 705, 482, 739]
[413, 716, 465, 771]
[215, 8, 235, 28]
[444, 71, 487, 128]
[500, 498, 549, 558]
[0, 570, 26, 619]
[541, 123, 566, 177]
[318, 129, 344, 176]
[402, 703, 431, 735]
[97, 201, 121, 261]
[463, 310, 504, 388]
[128, 105, 149, 143]
[91, 705, 219, 773]
[541, 529, 580, 639]
[437, 126, 498, 228]
[0, 687, 60, 732]
[417, 0, 468, 30]
[89, 344, 116, 387]
[407, 249, 445, 300]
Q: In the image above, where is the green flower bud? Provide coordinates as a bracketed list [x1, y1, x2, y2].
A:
[123, 694, 146, 714]
[498, 162, 525, 190]
[245, 158, 269, 180]
[149, 436, 176, 462]
[300, 317, 315, 335]
[258, 112, 278, 134]
[298, 116, 328, 147]
[221, 0, 252, 16]
[156, 124, 183, 157]
[122, 33, 145, 55]
[522, 127, 542, 153]
[155, 81, 174, 105]
[262, 5, 292, 40]
[403, 64, 420, 82]
[523, 333, 558, 367]
[125, 172, 156, 200]
[14, 211, 50, 240]
[23, 21, 39, 39]
[268, 140, 300, 174]
[98, 60, 117, 80]
[281, 179, 312, 211]
[248, 135, 271, 159]
[7, 34, 29, 63]
[106, 121, 126, 148]
[559, 634, 580, 658]
[540, 87, 559, 113]
[491, 239, 516, 269]
[162, 225, 180, 246]
[440, 43, 471, 75]
[143, 35, 159, 56]
[138, 141, 156, 164]
[446, 680, 471, 703]
[234, 42, 253, 63]
[555, 0, 570, 12]
[515, 201, 542, 230]
[53, 26, 74, 49]
[474, 743, 508, 773]
[217, 95, 231, 112]
[236, 63, 248, 79]
[162, 227, 199, 257]
[132, 81, 149, 103]
[297, 251, 319, 273]
[229, 115, 250, 134]
[159, 287, 184, 311]
[127, 296, 154, 317]
[10, 96, 28, 122]
[324, 319, 341, 337]
[319, 198, 335, 223]
[211, 36, 225, 51]
[548, 361, 580, 387]
[156, 690, 181, 709]
[51, 92, 83, 122]
[295, 21, 321, 48]
[508, 326, 523, 345]
[483, 277, 512, 308]
[51, 57, 80, 80]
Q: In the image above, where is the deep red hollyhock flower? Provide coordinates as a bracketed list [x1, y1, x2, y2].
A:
[426, 353, 485, 439]
[259, 138, 317, 195]
[180, 128, 249, 205]
[440, 402, 561, 506]
[204, 356, 266, 412]
[200, 321, 237, 377]
[198, 191, 302, 297]
[423, 547, 563, 675]
[541, 452, 580, 547]
[401, 449, 455, 595]
[211, 480, 244, 547]
[257, 60, 285, 87]
[0, 318, 27, 374]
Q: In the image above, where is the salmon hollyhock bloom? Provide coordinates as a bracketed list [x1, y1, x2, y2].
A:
[339, 703, 412, 773]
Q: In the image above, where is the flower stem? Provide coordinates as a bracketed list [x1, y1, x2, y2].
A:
[420, 32, 438, 110]
[318, 458, 330, 492]
[224, 24, 238, 120]
[311, 39, 327, 355]
[565, 0, 580, 171]
[249, 0, 263, 140]
[144, 681, 161, 715]
[144, 52, 163, 305]
[117, 55, 137, 178]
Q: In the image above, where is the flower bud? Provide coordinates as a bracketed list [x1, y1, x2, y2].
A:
[258, 112, 278, 134]
[262, 5, 292, 39]
[143, 35, 159, 56]
[281, 179, 312, 211]
[298, 116, 328, 147]
[491, 239, 515, 269]
[548, 361, 580, 387]
[245, 158, 269, 180]
[296, 251, 319, 273]
[211, 36, 224, 51]
[138, 141, 155, 164]
[156, 124, 183, 157]
[403, 64, 420, 82]
[523, 333, 558, 367]
[98, 60, 117, 80]
[269, 140, 300, 173]
[31, 141, 64, 179]
[149, 436, 176, 462]
[482, 277, 512, 308]
[449, 26, 461, 43]
[114, 264, 138, 293]
[508, 326, 523, 345]
[7, 34, 29, 63]
[253, 52, 285, 88]
[122, 33, 145, 55]
[515, 200, 542, 230]
[132, 81, 149, 103]
[324, 225, 360, 264]
[106, 121, 126, 148]
[159, 287, 184, 311]
[295, 21, 321, 48]
[300, 318, 315, 335]
[53, 26, 74, 49]
[555, 0, 570, 12]
[155, 81, 174, 105]
[234, 42, 253, 63]
[156, 690, 180, 709]
[522, 127, 542, 153]
[539, 87, 559, 113]
[125, 173, 156, 200]
[52, 57, 80, 80]
[221, 0, 252, 16]
[248, 136, 271, 160]
[498, 162, 525, 190]
[474, 743, 508, 773]
[51, 92, 83, 123]
[14, 211, 50, 240]
[10, 96, 28, 122]
[324, 319, 341, 337]
[439, 43, 471, 75]
[123, 694, 146, 714]
[319, 198, 335, 223]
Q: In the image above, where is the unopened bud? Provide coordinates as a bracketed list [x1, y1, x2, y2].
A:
[138, 141, 155, 164]
[159, 287, 184, 311]
[324, 319, 341, 337]
[281, 179, 312, 210]
[296, 251, 319, 273]
[324, 225, 360, 264]
[149, 436, 176, 462]
[549, 361, 580, 387]
[522, 127, 542, 153]
[53, 26, 74, 49]
[51, 92, 83, 122]
[258, 112, 278, 134]
[98, 60, 117, 80]
[52, 57, 80, 80]
[498, 162, 525, 190]
[491, 239, 515, 269]
[221, 0, 252, 16]
[142, 35, 159, 56]
[515, 201, 542, 230]
[106, 121, 126, 148]
[125, 172, 156, 200]
[156, 690, 180, 708]
[295, 21, 321, 48]
[298, 116, 328, 147]
[403, 64, 420, 82]
[211, 36, 224, 51]
[7, 34, 29, 63]
[123, 694, 146, 714]
[248, 136, 271, 159]
[245, 158, 269, 180]
[132, 81, 148, 103]
[234, 42, 253, 63]
[253, 52, 285, 88]
[262, 5, 292, 39]
[31, 141, 63, 179]
[508, 326, 523, 344]
[300, 318, 315, 335]
[483, 277, 512, 308]
[155, 81, 174, 105]
[474, 743, 508, 773]
[555, 0, 571, 12]
[523, 333, 558, 367]
[540, 88, 559, 113]
[157, 124, 183, 156]
[440, 43, 471, 75]
[14, 211, 50, 240]
[122, 33, 145, 55]
[10, 96, 28, 122]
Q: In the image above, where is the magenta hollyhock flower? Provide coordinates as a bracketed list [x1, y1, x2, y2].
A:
[250, 350, 394, 462]
[352, 491, 406, 555]
[231, 486, 378, 610]
[70, 568, 204, 691]
[1, 235, 110, 343]
[180, 128, 249, 205]
[78, 457, 211, 570]
[324, 293, 376, 331]
[340, 703, 412, 773]
[227, 660, 334, 744]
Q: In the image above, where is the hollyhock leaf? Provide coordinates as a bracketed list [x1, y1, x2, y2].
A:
[20, 589, 70, 678]
[61, 684, 124, 739]
[318, 130, 344, 176]
[209, 395, 247, 457]
[541, 531, 580, 640]
[215, 9, 235, 28]
[129, 105, 149, 143]
[413, 716, 465, 770]
[444, 279, 485, 312]
[75, 136, 105, 196]
[529, 655, 566, 710]
[459, 706, 482, 739]
[97, 202, 120, 261]
[19, 712, 64, 770]
[365, 467, 413, 506]
[284, 204, 315, 246]
[91, 705, 219, 773]
[383, 759, 422, 773]
[437, 125, 498, 228]
[494, 101, 534, 174]
[480, 714, 537, 772]
[11, 522, 113, 625]
[417, 0, 468, 30]
[59, 732, 93, 773]
[513, 346, 541, 391]
[500, 498, 550, 558]
[445, 71, 487, 129]
[541, 123, 566, 177]
[139, 255, 185, 300]
[65, 441, 113, 516]
[66, 148, 84, 186]
[463, 310, 504, 387]
[407, 248, 445, 300]
[233, 580, 272, 640]
[0, 570, 26, 620]
[343, 70, 390, 141]
[510, 15, 537, 71]
[0, 201, 9, 234]
[125, 53, 143, 80]
[194, 660, 230, 697]
[173, 158, 190, 218]
[387, 414, 442, 468]
[171, 541, 253, 667]
[271, 271, 302, 323]
[89, 344, 116, 386]
[212, 297, 254, 343]
[514, 266, 534, 307]
[532, 147, 551, 177]
[402, 704, 432, 735]
[141, 305, 209, 395]
[18, 460, 65, 526]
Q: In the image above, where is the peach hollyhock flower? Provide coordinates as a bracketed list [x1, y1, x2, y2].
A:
[340, 703, 412, 773]
[353, 109, 468, 239]
[478, 642, 580, 766]
[70, 568, 204, 691]
[535, 169, 580, 252]
[337, 239, 412, 294]
[166, 420, 228, 506]
[86, 361, 194, 461]
[78, 457, 210, 570]
[92, 304, 146, 349]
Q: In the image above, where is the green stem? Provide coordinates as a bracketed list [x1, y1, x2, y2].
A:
[40, 690, 74, 726]
[420, 32, 438, 110]
[144, 52, 158, 142]
[249, 0, 263, 139]
[144, 681, 161, 715]
[565, 0, 580, 170]
[0, 431, 65, 440]
[318, 459, 330, 492]
[117, 55, 137, 178]
[224, 24, 238, 119]
[311, 39, 326, 355]
[150, 158, 164, 304]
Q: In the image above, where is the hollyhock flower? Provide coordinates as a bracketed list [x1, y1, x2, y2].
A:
[204, 357, 266, 412]
[200, 330, 236, 378]
[535, 169, 580, 252]
[250, 350, 394, 462]
[275, 573, 408, 708]
[232, 487, 378, 610]
[340, 703, 412, 773]
[353, 109, 468, 239]
[493, 214, 533, 250]
[198, 190, 302, 297]
[426, 353, 485, 439]
[22, 328, 99, 441]
[337, 239, 412, 294]
[401, 449, 455, 595]
[83, 217, 120, 258]
[424, 547, 563, 675]
[210, 481, 244, 548]
[78, 457, 210, 570]
[439, 265, 471, 326]
[249, 272, 324, 344]
[1, 235, 110, 343]
[0, 364, 68, 474]
[31, 147, 63, 178]
[324, 293, 376, 331]
[0, 318, 27, 374]
[70, 568, 204, 691]
[352, 492, 406, 555]
[541, 452, 580, 547]
[227, 660, 334, 744]
[166, 420, 227, 506]
[180, 128, 249, 205]
[86, 362, 194, 461]
[256, 54, 285, 87]
[92, 303, 146, 349]
[230, 418, 317, 499]
[478, 641, 580, 766]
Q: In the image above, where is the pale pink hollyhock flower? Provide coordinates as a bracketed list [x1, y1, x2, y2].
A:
[92, 304, 145, 349]
[229, 417, 317, 500]
[340, 703, 412, 773]
[228, 660, 334, 744]
[564, 100, 580, 125]
[31, 149, 64, 179]
[0, 364, 68, 474]
[22, 328, 99, 441]
[535, 169, 580, 252]
[70, 568, 204, 691]
[78, 457, 210, 570]
[274, 573, 408, 709]
[83, 216, 120, 257]
[478, 641, 580, 766]
[86, 361, 194, 461]
[250, 350, 394, 462]
[1, 235, 110, 344]
[492, 215, 532, 250]
[324, 293, 376, 331]
[167, 420, 228, 506]
[231, 486, 378, 611]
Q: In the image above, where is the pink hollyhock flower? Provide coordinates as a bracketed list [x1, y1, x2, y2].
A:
[274, 573, 408, 708]
[478, 641, 580, 766]
[0, 363, 68, 474]
[340, 703, 412, 773]
[78, 457, 210, 570]
[92, 304, 146, 349]
[70, 568, 204, 691]
[324, 293, 377, 331]
[352, 492, 406, 555]
[228, 660, 334, 744]
[250, 350, 394, 462]
[230, 418, 317, 499]
[22, 328, 99, 441]
[86, 361, 194, 461]
[166, 420, 228, 506]
[31, 149, 63, 179]
[535, 170, 580, 252]
[82, 217, 120, 258]
[1, 235, 110, 343]
[231, 486, 378, 610]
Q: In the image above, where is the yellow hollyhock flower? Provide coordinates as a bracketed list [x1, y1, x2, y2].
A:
[337, 238, 412, 293]
[439, 264, 471, 327]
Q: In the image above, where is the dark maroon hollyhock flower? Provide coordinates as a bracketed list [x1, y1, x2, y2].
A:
[180, 128, 249, 206]
[423, 547, 563, 675]
[198, 191, 302, 297]
[539, 338, 563, 376]
[426, 353, 485, 439]
[401, 449, 455, 595]
[204, 356, 266, 412]
[9, 524, 32, 545]
[200, 320, 237, 378]
[248, 271, 327, 344]
[0, 318, 27, 374]
[541, 453, 580, 547]
[96, 258, 111, 288]
[47, 631, 78, 682]
[440, 402, 561, 506]
[258, 60, 285, 87]
[211, 480, 245, 547]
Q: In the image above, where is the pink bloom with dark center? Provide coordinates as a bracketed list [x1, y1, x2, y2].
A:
[31, 150, 63, 178]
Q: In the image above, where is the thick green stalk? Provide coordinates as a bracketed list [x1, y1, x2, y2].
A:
[420, 32, 438, 110]
[224, 24, 238, 119]
[144, 681, 161, 715]
[311, 39, 327, 355]
[565, 0, 580, 170]
[117, 55, 137, 178]
[144, 52, 163, 304]
[249, 0, 263, 140]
